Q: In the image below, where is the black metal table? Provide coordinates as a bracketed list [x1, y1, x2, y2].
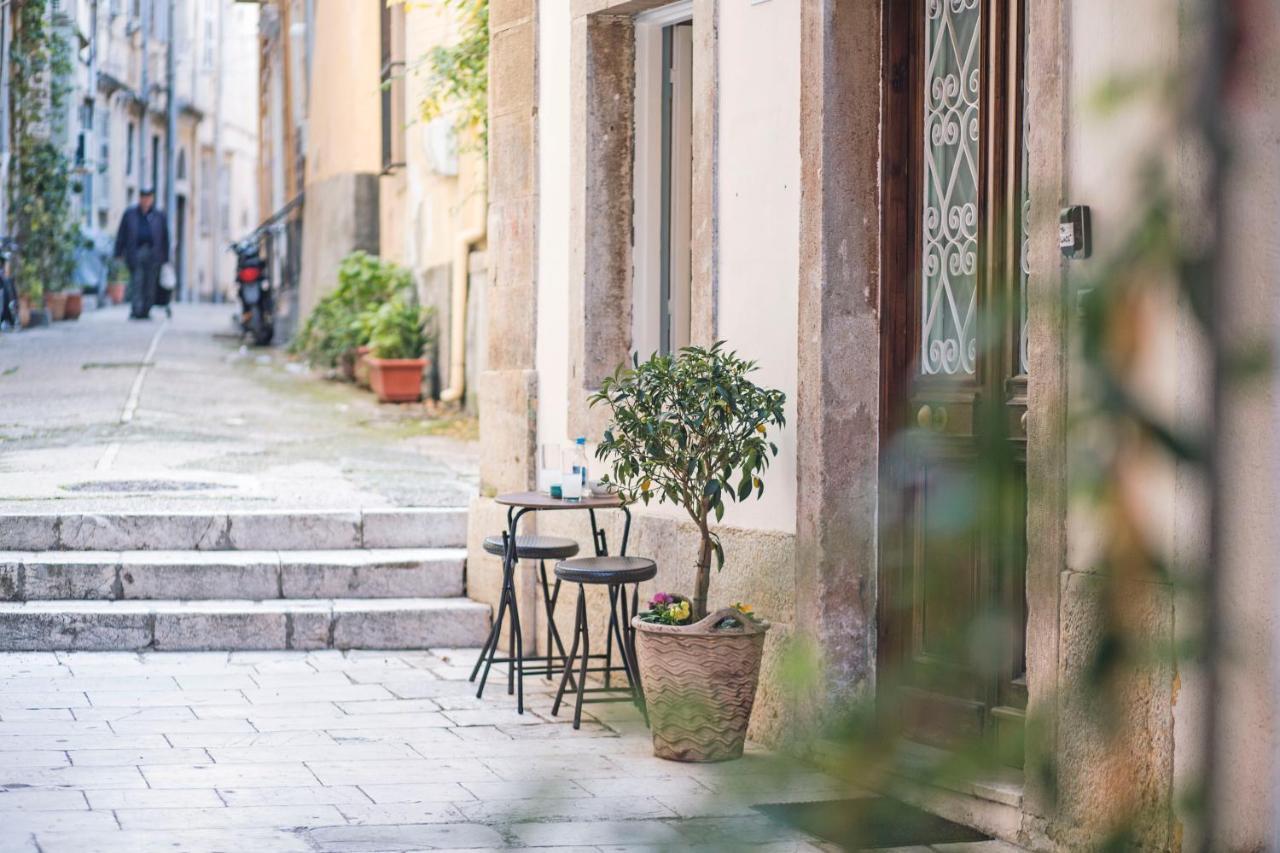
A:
[469, 491, 632, 714]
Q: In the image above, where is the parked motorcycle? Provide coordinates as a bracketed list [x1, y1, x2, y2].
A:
[230, 238, 273, 346]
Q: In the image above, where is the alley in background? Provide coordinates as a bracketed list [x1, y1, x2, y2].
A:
[0, 304, 476, 512]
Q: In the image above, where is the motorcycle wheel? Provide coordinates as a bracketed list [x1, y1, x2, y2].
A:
[250, 307, 274, 346]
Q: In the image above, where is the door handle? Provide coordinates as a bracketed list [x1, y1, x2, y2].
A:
[916, 404, 949, 432]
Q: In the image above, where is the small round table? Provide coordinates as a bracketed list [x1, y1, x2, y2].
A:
[470, 491, 633, 713]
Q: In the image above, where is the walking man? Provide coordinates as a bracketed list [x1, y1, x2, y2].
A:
[113, 188, 169, 320]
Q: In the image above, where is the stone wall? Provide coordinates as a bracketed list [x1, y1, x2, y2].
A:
[297, 172, 380, 320]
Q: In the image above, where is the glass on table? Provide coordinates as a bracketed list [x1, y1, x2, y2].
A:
[538, 444, 562, 495]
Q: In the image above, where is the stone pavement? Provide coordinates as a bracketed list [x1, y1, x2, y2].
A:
[0, 304, 477, 512]
[0, 647, 865, 852]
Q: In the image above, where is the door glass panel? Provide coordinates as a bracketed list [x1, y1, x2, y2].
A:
[922, 0, 981, 376]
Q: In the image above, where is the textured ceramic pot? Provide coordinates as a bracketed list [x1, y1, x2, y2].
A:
[632, 607, 769, 762]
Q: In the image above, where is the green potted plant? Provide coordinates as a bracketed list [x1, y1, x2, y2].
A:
[591, 343, 786, 762]
[366, 298, 435, 403]
[106, 259, 127, 305]
[289, 251, 413, 375]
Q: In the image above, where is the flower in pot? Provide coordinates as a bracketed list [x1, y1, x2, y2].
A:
[366, 298, 435, 403]
[590, 343, 786, 762]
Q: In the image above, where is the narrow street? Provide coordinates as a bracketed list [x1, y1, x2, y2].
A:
[0, 304, 477, 513]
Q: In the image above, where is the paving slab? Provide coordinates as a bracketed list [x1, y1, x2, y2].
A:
[0, 648, 869, 852]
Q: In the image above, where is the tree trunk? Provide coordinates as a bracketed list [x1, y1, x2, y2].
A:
[693, 520, 712, 620]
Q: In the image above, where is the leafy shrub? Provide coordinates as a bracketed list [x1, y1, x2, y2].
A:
[369, 297, 435, 360]
[290, 252, 412, 367]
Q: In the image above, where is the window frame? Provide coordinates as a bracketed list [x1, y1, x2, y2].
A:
[631, 1, 694, 359]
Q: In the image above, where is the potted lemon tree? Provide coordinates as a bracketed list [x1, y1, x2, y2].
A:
[590, 343, 786, 762]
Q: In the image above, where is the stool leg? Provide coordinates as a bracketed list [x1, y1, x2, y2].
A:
[603, 585, 617, 689]
[507, 582, 516, 696]
[571, 584, 590, 730]
[509, 572, 525, 714]
[468, 600, 500, 683]
[476, 578, 511, 699]
[617, 583, 649, 726]
[552, 585, 584, 718]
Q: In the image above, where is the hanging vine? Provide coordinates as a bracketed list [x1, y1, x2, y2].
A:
[396, 0, 488, 154]
[9, 0, 77, 300]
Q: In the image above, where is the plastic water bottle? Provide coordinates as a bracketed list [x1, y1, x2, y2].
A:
[563, 437, 588, 501]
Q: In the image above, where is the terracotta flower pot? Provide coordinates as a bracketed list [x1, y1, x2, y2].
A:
[354, 345, 373, 389]
[45, 292, 67, 322]
[17, 294, 30, 329]
[63, 292, 82, 321]
[106, 282, 126, 305]
[367, 356, 425, 403]
[633, 608, 770, 762]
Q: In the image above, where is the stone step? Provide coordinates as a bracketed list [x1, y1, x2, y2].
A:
[0, 508, 466, 552]
[0, 598, 491, 651]
[0, 549, 466, 601]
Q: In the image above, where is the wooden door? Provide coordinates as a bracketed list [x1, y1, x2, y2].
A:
[879, 0, 1029, 765]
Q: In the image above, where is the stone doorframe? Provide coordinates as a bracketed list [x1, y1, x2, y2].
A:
[795, 0, 1069, 839]
[565, 0, 720, 440]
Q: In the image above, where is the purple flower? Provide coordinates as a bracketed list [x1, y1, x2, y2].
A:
[650, 592, 674, 606]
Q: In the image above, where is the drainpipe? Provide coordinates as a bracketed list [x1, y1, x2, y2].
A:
[438, 212, 485, 404]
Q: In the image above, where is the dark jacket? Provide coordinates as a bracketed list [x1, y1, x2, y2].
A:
[113, 205, 169, 268]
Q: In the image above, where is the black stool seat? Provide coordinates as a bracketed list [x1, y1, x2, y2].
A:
[555, 556, 657, 585]
[483, 534, 580, 560]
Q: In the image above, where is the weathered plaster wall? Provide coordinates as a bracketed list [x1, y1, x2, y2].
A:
[714, 0, 799, 534]
[297, 172, 380, 319]
[303, 1, 381, 185]
[1206, 1, 1280, 844]
[296, 1, 382, 319]
[1047, 0, 1280, 848]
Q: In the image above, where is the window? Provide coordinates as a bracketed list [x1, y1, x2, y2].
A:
[632, 3, 693, 357]
[202, 17, 215, 71]
[150, 134, 159, 192]
[199, 151, 212, 235]
[177, 148, 186, 181]
[126, 120, 135, 176]
[97, 108, 109, 211]
[379, 0, 405, 172]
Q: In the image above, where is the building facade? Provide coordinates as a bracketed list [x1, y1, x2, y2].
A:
[60, 0, 256, 302]
[256, 0, 486, 399]
[472, 1, 1280, 849]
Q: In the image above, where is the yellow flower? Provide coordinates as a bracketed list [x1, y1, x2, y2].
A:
[735, 603, 753, 614]
[671, 600, 691, 622]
